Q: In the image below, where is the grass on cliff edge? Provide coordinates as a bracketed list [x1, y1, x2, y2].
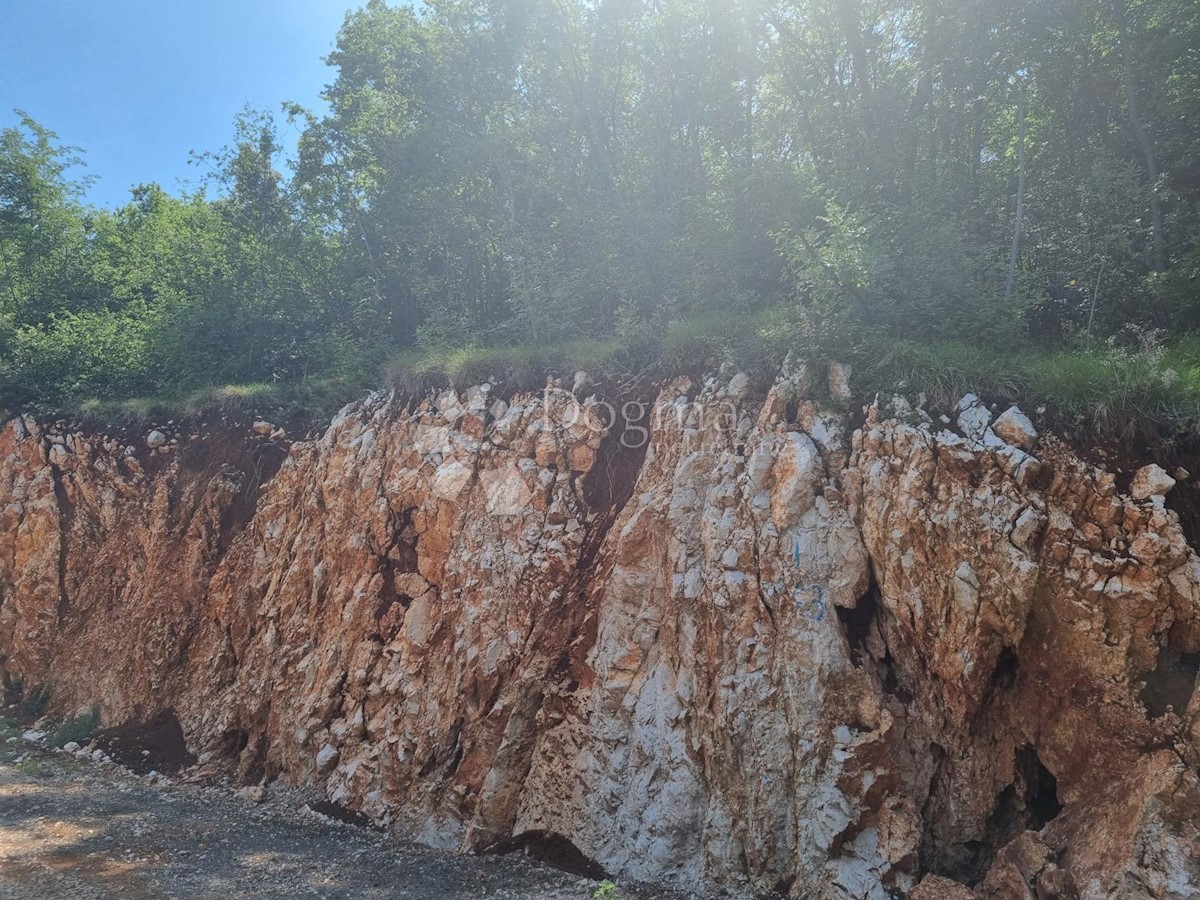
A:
[65, 377, 366, 429]
[862, 336, 1200, 436]
[39, 312, 1200, 440]
[385, 316, 1200, 439]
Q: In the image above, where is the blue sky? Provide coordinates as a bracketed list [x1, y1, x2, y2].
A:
[1, 0, 363, 207]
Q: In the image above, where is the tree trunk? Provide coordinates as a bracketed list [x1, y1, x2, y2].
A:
[1005, 76, 1028, 302]
[1087, 256, 1107, 338]
[1112, 0, 1165, 272]
[743, 0, 758, 168]
[901, 1, 940, 205]
[836, 0, 870, 100]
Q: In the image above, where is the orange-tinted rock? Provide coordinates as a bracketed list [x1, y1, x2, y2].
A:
[1, 381, 1198, 898]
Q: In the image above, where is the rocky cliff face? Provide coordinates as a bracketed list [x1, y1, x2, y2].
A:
[2, 369, 1199, 899]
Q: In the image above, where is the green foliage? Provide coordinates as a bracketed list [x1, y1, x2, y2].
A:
[3, 0, 1200, 419]
[858, 330, 1200, 437]
[72, 377, 366, 427]
[387, 339, 624, 394]
[591, 881, 622, 900]
[1153, 245, 1200, 331]
[47, 704, 100, 749]
[1, 306, 155, 406]
[856, 341, 1031, 410]
[390, 311, 1200, 438]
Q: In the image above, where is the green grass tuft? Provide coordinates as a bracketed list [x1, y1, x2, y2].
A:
[385, 339, 624, 394]
[67, 376, 369, 427]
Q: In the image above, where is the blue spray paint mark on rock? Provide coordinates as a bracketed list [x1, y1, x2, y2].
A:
[789, 539, 825, 621]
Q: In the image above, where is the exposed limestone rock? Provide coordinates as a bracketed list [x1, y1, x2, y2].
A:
[1131, 463, 1176, 500]
[993, 406, 1038, 450]
[828, 362, 852, 402]
[145, 429, 167, 448]
[315, 744, 340, 773]
[514, 376, 884, 895]
[1, 377, 1199, 898]
[235, 783, 268, 803]
[955, 393, 990, 440]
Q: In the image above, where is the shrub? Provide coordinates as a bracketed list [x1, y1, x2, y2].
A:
[47, 704, 100, 748]
[0, 306, 155, 408]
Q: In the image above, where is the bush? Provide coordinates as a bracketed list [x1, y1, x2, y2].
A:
[47, 704, 100, 748]
[0, 306, 156, 408]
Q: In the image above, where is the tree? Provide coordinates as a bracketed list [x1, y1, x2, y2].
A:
[0, 114, 94, 327]
[5, 0, 1200, 409]
[1111, 0, 1165, 273]
[1005, 72, 1029, 302]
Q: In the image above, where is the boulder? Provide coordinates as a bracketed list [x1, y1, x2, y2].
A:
[993, 405, 1038, 450]
[1130, 464, 1176, 500]
[315, 743, 340, 773]
[235, 784, 267, 803]
[955, 393, 991, 440]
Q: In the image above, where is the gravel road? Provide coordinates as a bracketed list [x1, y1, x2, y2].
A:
[0, 717, 703, 900]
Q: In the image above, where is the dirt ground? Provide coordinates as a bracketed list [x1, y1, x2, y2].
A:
[0, 718, 704, 900]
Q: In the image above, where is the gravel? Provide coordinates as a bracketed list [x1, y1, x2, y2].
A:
[0, 724, 709, 900]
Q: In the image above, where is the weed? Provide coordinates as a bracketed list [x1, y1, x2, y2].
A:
[47, 704, 100, 748]
[10, 756, 56, 777]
